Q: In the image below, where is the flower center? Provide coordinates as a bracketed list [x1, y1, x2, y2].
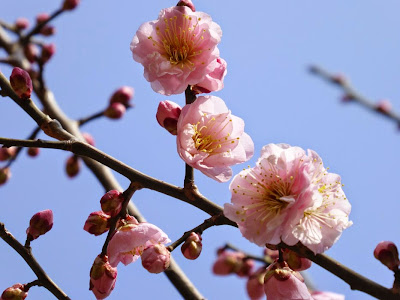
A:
[191, 114, 238, 154]
[148, 14, 206, 69]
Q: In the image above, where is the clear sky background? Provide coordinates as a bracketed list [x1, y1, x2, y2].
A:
[1, 1, 400, 299]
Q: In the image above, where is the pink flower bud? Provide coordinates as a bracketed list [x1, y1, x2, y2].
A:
[26, 209, 53, 240]
[24, 44, 38, 63]
[0, 147, 16, 161]
[192, 58, 227, 94]
[27, 147, 40, 157]
[1, 283, 28, 300]
[141, 244, 171, 274]
[376, 99, 392, 114]
[82, 132, 95, 146]
[104, 102, 126, 119]
[236, 258, 255, 277]
[246, 267, 266, 300]
[100, 190, 124, 217]
[212, 251, 251, 276]
[36, 13, 50, 24]
[10, 67, 32, 99]
[264, 261, 312, 300]
[62, 0, 80, 10]
[374, 241, 400, 271]
[89, 255, 117, 300]
[84, 211, 111, 236]
[282, 249, 312, 271]
[109, 86, 134, 106]
[15, 18, 29, 30]
[65, 155, 80, 178]
[0, 168, 11, 186]
[181, 232, 202, 260]
[39, 25, 56, 36]
[156, 100, 181, 135]
[40, 43, 56, 64]
[176, 0, 195, 11]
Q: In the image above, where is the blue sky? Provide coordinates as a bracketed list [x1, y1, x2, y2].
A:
[1, 0, 400, 299]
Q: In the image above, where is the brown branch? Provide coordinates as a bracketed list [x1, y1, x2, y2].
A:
[0, 222, 70, 299]
[309, 65, 400, 125]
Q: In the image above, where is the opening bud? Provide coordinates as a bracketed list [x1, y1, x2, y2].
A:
[109, 86, 134, 106]
[15, 18, 29, 30]
[374, 241, 400, 271]
[264, 261, 312, 300]
[104, 102, 126, 119]
[0, 168, 11, 186]
[156, 100, 181, 135]
[176, 0, 195, 11]
[89, 255, 117, 300]
[181, 232, 202, 260]
[65, 155, 80, 178]
[282, 249, 312, 271]
[84, 211, 111, 236]
[26, 209, 53, 240]
[1, 283, 28, 300]
[62, 0, 80, 10]
[27, 147, 40, 158]
[100, 190, 124, 217]
[141, 244, 171, 274]
[40, 43, 56, 64]
[10, 67, 32, 99]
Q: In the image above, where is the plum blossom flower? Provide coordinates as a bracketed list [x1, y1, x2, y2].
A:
[89, 255, 117, 300]
[224, 144, 352, 254]
[130, 5, 222, 95]
[177, 96, 253, 182]
[263, 261, 312, 300]
[107, 216, 170, 267]
[141, 244, 171, 273]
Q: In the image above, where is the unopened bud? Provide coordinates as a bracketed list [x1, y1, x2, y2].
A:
[213, 251, 247, 276]
[26, 209, 53, 240]
[62, 0, 80, 10]
[236, 258, 254, 277]
[264, 261, 312, 299]
[0, 168, 11, 186]
[40, 43, 56, 64]
[177, 0, 195, 11]
[104, 102, 126, 119]
[282, 249, 312, 271]
[374, 241, 400, 271]
[65, 155, 80, 178]
[0, 147, 16, 161]
[100, 190, 124, 217]
[156, 100, 181, 135]
[331, 74, 347, 85]
[90, 255, 117, 300]
[23, 44, 39, 63]
[10, 67, 32, 99]
[15, 18, 29, 30]
[141, 244, 171, 274]
[82, 132, 95, 146]
[181, 232, 202, 260]
[1, 283, 28, 300]
[39, 25, 56, 36]
[109, 86, 134, 106]
[246, 267, 266, 300]
[84, 211, 111, 236]
[36, 13, 50, 24]
[375, 99, 392, 114]
[27, 147, 40, 157]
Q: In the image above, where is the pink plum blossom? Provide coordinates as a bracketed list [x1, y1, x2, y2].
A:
[192, 57, 227, 94]
[224, 144, 352, 254]
[141, 244, 171, 273]
[130, 5, 222, 95]
[89, 255, 117, 300]
[177, 96, 254, 182]
[263, 261, 312, 300]
[107, 216, 170, 267]
[311, 291, 345, 300]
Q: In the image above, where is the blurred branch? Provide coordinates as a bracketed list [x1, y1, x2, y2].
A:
[310, 65, 400, 126]
[0, 222, 70, 299]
